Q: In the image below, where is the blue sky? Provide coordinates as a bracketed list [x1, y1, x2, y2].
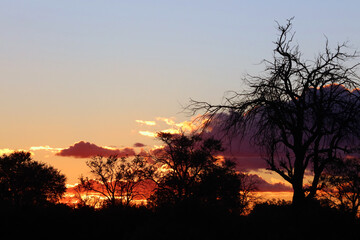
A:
[1, 0, 360, 183]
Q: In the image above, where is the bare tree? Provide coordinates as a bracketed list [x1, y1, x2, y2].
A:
[79, 155, 152, 207]
[238, 172, 259, 214]
[189, 18, 360, 207]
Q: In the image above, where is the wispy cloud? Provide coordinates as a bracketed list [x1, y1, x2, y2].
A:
[135, 120, 156, 126]
[156, 117, 176, 126]
[156, 117, 200, 132]
[30, 145, 63, 153]
[136, 114, 267, 170]
[136, 116, 203, 139]
[0, 148, 16, 155]
[139, 131, 157, 138]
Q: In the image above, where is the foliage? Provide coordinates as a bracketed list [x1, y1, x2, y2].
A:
[149, 132, 255, 214]
[0, 151, 66, 206]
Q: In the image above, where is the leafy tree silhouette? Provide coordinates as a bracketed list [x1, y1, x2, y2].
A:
[0, 151, 66, 207]
[149, 132, 254, 214]
[189, 18, 360, 207]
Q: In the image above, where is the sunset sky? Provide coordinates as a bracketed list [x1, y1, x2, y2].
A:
[1, 1, 360, 200]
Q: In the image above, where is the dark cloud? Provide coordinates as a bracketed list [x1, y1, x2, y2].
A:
[200, 113, 267, 170]
[56, 141, 136, 158]
[133, 142, 146, 148]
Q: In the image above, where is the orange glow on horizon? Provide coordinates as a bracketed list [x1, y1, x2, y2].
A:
[61, 183, 293, 208]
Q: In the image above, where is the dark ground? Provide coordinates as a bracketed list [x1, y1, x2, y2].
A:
[0, 202, 359, 239]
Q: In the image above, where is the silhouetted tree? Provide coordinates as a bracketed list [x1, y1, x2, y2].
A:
[238, 171, 259, 213]
[193, 160, 246, 213]
[0, 151, 66, 207]
[320, 158, 360, 217]
[189, 18, 360, 207]
[149, 132, 254, 214]
[79, 155, 152, 207]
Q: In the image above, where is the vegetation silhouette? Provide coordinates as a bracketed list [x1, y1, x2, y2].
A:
[248, 199, 360, 240]
[148, 132, 254, 214]
[189, 18, 360, 208]
[0, 151, 66, 207]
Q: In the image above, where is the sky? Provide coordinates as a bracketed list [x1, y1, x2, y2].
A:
[1, 0, 360, 195]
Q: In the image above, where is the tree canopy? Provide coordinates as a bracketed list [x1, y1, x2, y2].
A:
[149, 132, 253, 214]
[0, 151, 66, 207]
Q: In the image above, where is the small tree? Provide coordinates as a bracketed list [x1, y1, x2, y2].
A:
[321, 158, 360, 217]
[79, 155, 152, 207]
[73, 180, 102, 209]
[0, 151, 66, 207]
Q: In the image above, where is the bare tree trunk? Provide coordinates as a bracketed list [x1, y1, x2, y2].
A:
[307, 171, 321, 200]
[292, 152, 306, 207]
[292, 175, 305, 207]
[292, 183, 305, 206]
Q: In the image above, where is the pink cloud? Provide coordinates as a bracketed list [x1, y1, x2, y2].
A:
[56, 141, 136, 158]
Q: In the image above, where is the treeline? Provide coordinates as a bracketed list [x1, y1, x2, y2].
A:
[0, 133, 360, 239]
[76, 132, 251, 214]
[1, 200, 358, 239]
[0, 133, 253, 212]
